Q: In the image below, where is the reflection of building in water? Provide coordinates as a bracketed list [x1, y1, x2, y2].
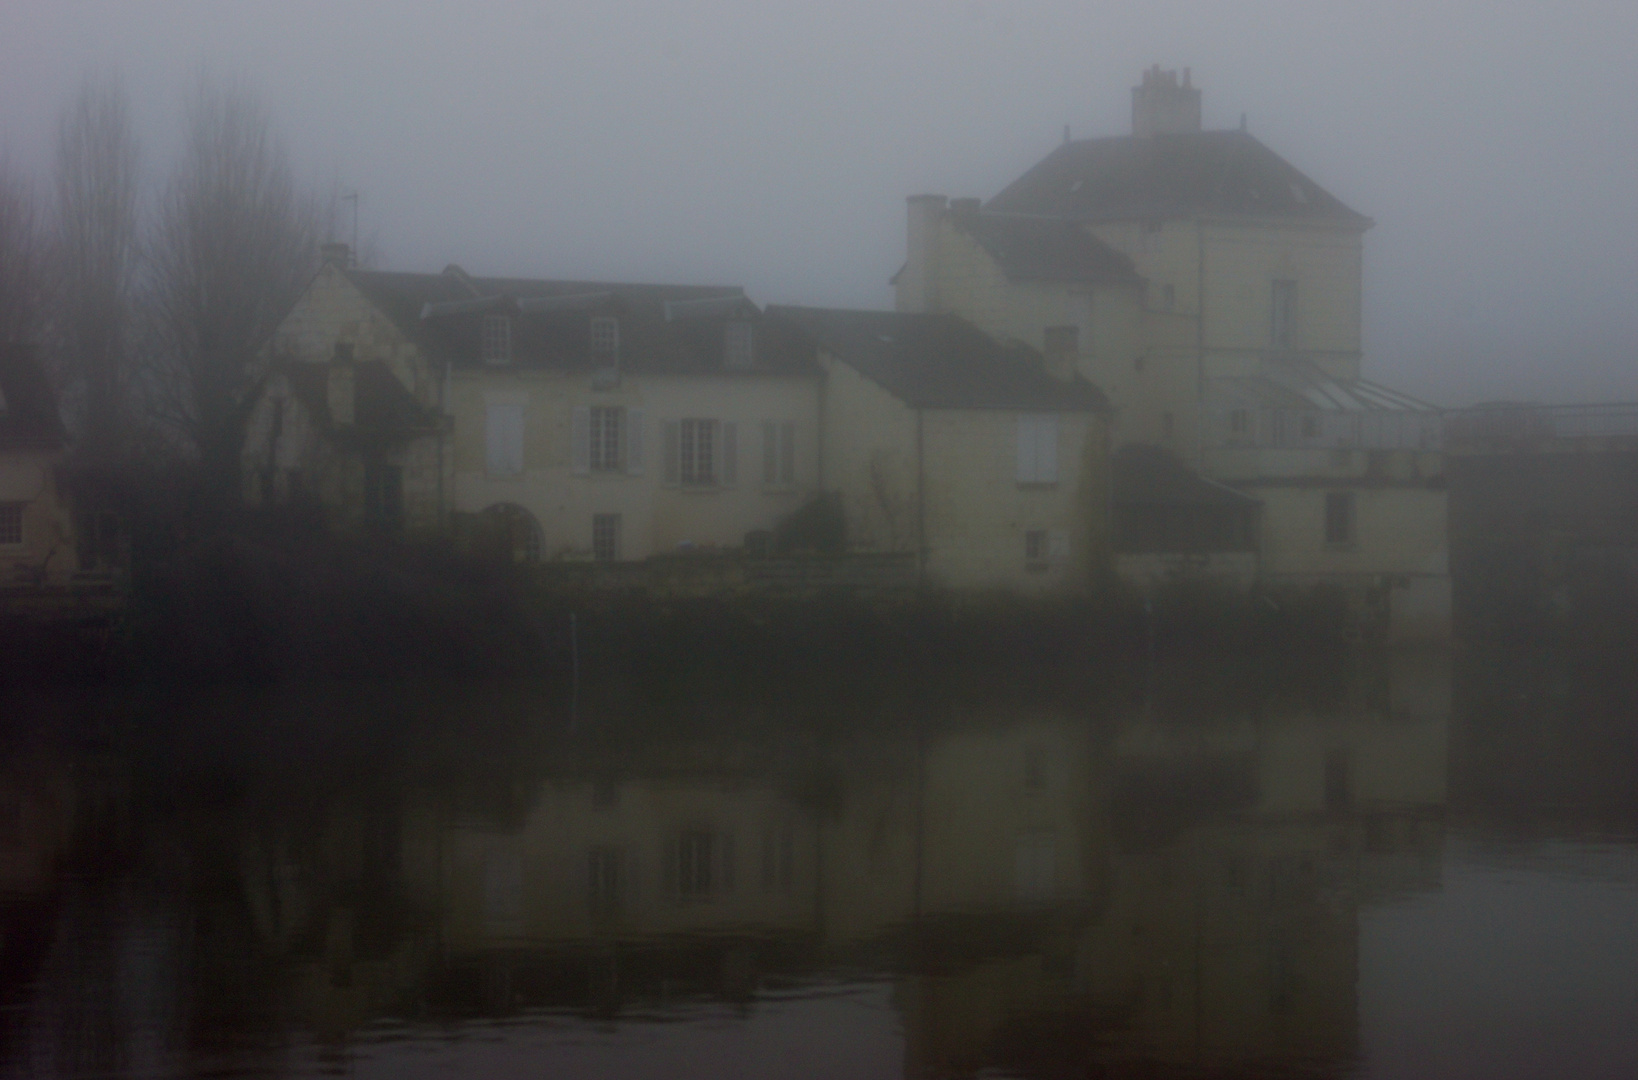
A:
[898, 654, 1450, 1078]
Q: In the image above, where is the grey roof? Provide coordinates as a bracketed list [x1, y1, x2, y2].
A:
[766, 306, 1111, 413]
[986, 130, 1369, 226]
[342, 267, 812, 376]
[0, 344, 66, 453]
[950, 209, 1142, 286]
[1113, 444, 1259, 508]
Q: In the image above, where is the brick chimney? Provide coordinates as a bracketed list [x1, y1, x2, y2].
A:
[321, 241, 352, 268]
[1132, 66, 1201, 136]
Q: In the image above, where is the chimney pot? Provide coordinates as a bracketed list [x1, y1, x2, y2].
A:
[1131, 66, 1203, 136]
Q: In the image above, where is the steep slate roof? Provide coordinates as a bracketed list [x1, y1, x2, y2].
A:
[282, 360, 442, 443]
[1113, 444, 1259, 508]
[342, 267, 812, 376]
[0, 344, 67, 453]
[986, 130, 1369, 226]
[950, 210, 1142, 286]
[766, 306, 1110, 413]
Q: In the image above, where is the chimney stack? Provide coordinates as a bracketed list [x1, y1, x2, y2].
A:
[897, 194, 948, 314]
[1131, 65, 1202, 136]
[321, 241, 352, 268]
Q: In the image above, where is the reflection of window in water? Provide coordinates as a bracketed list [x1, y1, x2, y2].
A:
[762, 827, 794, 893]
[671, 829, 734, 901]
[1015, 832, 1057, 901]
[483, 846, 525, 934]
[588, 845, 625, 914]
[1023, 745, 1047, 791]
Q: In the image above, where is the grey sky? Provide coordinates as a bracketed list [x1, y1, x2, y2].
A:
[3, 0, 1635, 406]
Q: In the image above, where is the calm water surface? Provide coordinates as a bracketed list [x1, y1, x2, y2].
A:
[1, 648, 1634, 1078]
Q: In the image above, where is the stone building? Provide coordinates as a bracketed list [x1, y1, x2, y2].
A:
[898, 67, 1449, 636]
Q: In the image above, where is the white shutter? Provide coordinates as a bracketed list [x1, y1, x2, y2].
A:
[1017, 417, 1037, 483]
[780, 421, 796, 484]
[663, 420, 680, 486]
[572, 406, 590, 475]
[487, 403, 524, 477]
[627, 409, 644, 474]
[762, 421, 777, 485]
[721, 421, 738, 487]
[1038, 417, 1058, 484]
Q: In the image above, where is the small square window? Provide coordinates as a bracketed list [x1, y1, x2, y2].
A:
[0, 503, 21, 546]
[592, 513, 621, 562]
[1025, 529, 1048, 569]
[590, 316, 620, 357]
[724, 322, 754, 368]
[482, 315, 512, 364]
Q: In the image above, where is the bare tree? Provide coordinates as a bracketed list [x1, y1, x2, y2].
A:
[0, 159, 45, 349]
[144, 74, 321, 499]
[54, 74, 141, 464]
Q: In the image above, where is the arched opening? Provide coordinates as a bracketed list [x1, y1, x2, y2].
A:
[479, 502, 543, 563]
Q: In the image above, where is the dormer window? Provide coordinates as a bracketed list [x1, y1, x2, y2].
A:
[482, 315, 512, 364]
[590, 316, 620, 358]
[724, 322, 754, 369]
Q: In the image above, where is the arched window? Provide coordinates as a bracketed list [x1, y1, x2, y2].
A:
[481, 502, 542, 563]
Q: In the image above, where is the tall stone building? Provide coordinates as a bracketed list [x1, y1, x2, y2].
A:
[898, 67, 1449, 638]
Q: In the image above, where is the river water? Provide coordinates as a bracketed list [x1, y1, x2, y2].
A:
[0, 646, 1634, 1078]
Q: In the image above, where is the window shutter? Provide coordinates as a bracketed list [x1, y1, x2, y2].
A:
[762, 421, 777, 485]
[1038, 417, 1058, 484]
[627, 409, 644, 474]
[487, 403, 524, 477]
[780, 421, 796, 484]
[572, 406, 590, 475]
[663, 420, 680, 486]
[1017, 417, 1036, 483]
[722, 421, 738, 486]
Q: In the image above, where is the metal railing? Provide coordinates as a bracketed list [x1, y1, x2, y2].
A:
[1444, 403, 1638, 447]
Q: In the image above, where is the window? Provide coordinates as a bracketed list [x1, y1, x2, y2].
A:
[669, 829, 734, 902]
[482, 315, 512, 364]
[485, 403, 525, 476]
[590, 406, 621, 471]
[1016, 415, 1059, 484]
[0, 503, 21, 546]
[724, 322, 754, 368]
[365, 463, 404, 532]
[1325, 491, 1356, 546]
[762, 421, 796, 486]
[1271, 280, 1296, 350]
[588, 845, 625, 914]
[590, 316, 619, 357]
[592, 513, 621, 561]
[666, 419, 736, 487]
[1025, 528, 1068, 570]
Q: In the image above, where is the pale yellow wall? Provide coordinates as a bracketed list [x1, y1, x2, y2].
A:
[450, 368, 819, 559]
[1254, 485, 1448, 578]
[267, 264, 435, 403]
[920, 409, 1107, 593]
[0, 452, 77, 582]
[816, 352, 920, 552]
[1089, 218, 1364, 383]
[816, 349, 1109, 593]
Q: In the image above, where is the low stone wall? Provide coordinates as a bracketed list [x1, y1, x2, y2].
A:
[533, 552, 919, 599]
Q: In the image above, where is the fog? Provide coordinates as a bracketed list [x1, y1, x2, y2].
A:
[3, 0, 1635, 406]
